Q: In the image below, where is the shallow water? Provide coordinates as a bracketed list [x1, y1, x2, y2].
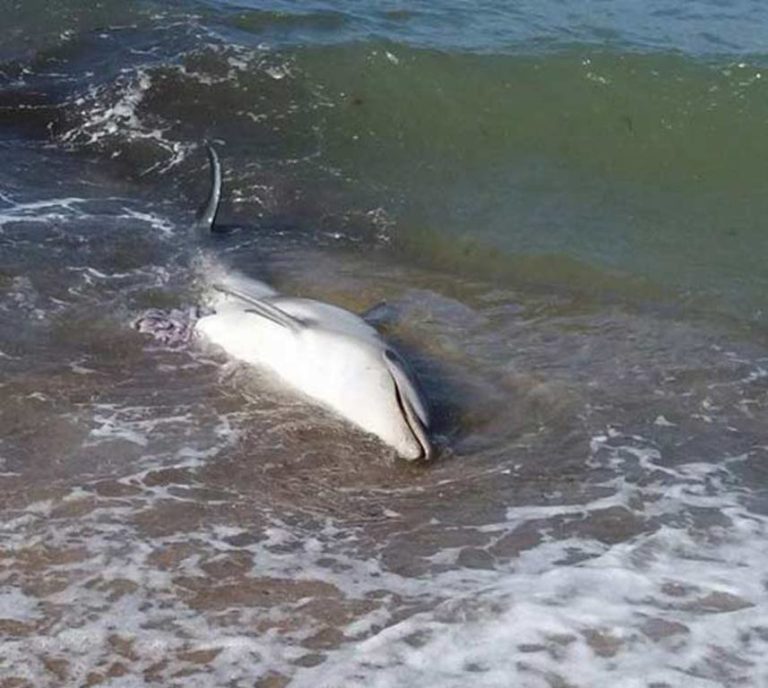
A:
[2, 2, 768, 687]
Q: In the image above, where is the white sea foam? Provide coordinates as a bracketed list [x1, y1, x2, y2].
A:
[2, 417, 767, 687]
[2, 205, 767, 687]
[0, 196, 89, 230]
[0, 588, 42, 621]
[61, 69, 193, 174]
[286, 442, 768, 688]
[56, 42, 292, 177]
[120, 208, 175, 236]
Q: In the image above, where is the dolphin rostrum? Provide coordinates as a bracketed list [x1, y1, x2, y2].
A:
[193, 144, 433, 460]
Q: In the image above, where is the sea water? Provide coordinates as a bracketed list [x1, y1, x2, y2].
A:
[1, 1, 768, 685]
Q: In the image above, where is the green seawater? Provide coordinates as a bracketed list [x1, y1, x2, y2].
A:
[294, 46, 768, 322]
[1, 0, 767, 327]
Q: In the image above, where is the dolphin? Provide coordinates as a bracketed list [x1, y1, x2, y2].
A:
[193, 145, 433, 460]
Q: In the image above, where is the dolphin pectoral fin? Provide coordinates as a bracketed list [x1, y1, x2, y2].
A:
[407, 404, 433, 461]
[384, 348, 430, 427]
[213, 283, 303, 331]
[361, 301, 397, 326]
[389, 365, 433, 461]
[383, 348, 431, 429]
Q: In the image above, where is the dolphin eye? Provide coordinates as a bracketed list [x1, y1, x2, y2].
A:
[384, 349, 400, 363]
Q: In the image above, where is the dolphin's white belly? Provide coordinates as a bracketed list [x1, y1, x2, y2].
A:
[179, 146, 431, 459]
[194, 305, 414, 454]
[196, 309, 301, 383]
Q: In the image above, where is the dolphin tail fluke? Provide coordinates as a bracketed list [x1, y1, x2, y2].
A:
[195, 142, 222, 233]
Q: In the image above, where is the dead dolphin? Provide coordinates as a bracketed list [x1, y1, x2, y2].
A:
[193, 145, 432, 460]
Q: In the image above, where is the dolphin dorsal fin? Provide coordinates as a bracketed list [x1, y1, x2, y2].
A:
[212, 284, 303, 331]
[195, 143, 222, 234]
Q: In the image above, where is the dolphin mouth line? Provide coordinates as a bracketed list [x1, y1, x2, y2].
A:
[392, 376, 433, 461]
